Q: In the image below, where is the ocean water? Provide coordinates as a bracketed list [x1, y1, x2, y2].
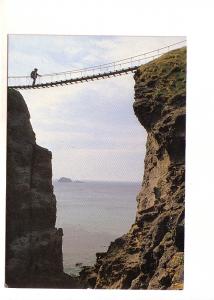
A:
[54, 181, 141, 275]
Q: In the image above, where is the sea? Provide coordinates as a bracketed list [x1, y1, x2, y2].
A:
[54, 180, 141, 276]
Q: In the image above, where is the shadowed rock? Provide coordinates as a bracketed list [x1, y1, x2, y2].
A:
[6, 89, 79, 288]
[6, 46, 185, 289]
[79, 47, 186, 289]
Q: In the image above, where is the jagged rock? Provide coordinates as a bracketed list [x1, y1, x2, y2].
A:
[6, 46, 185, 290]
[6, 89, 79, 288]
[79, 47, 186, 289]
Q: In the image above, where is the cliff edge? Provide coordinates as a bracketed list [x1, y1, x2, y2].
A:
[79, 47, 186, 289]
[6, 89, 77, 288]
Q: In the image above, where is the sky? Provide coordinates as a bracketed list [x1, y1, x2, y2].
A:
[8, 35, 185, 181]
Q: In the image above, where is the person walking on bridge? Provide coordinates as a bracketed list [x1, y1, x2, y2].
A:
[30, 68, 41, 86]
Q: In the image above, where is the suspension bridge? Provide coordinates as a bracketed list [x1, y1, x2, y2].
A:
[8, 40, 186, 90]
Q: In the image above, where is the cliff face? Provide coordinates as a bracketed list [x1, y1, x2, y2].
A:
[6, 89, 76, 288]
[6, 47, 185, 289]
[80, 47, 186, 289]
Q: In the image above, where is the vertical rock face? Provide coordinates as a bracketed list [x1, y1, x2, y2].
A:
[80, 47, 186, 289]
[6, 47, 185, 289]
[6, 89, 73, 288]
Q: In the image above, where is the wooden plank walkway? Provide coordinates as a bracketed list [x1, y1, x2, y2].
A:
[8, 40, 186, 90]
[8, 66, 138, 90]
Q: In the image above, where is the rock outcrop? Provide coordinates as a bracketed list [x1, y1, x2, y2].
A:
[79, 47, 186, 289]
[58, 177, 72, 183]
[6, 46, 185, 289]
[6, 89, 78, 288]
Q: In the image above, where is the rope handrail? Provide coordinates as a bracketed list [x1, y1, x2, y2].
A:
[8, 40, 186, 79]
[8, 40, 186, 89]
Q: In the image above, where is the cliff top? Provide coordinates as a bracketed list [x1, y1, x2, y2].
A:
[135, 47, 186, 100]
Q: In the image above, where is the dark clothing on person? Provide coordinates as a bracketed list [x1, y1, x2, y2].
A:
[32, 77, 36, 86]
[31, 68, 40, 86]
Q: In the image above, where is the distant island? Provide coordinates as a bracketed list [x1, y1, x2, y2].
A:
[58, 177, 72, 183]
[57, 177, 84, 183]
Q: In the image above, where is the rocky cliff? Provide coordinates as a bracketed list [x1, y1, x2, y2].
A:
[6, 46, 185, 289]
[6, 89, 77, 288]
[79, 47, 186, 289]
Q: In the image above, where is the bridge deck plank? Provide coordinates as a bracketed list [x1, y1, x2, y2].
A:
[8, 66, 138, 90]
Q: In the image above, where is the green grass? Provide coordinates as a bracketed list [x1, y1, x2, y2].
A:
[138, 47, 186, 102]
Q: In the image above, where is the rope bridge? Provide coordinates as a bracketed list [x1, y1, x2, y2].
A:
[8, 40, 186, 90]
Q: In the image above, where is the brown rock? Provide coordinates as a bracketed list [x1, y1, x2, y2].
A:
[79, 47, 186, 289]
[6, 89, 79, 288]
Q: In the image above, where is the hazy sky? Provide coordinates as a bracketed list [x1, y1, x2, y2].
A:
[8, 35, 185, 181]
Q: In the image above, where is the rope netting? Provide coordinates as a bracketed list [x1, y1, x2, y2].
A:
[8, 40, 186, 89]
